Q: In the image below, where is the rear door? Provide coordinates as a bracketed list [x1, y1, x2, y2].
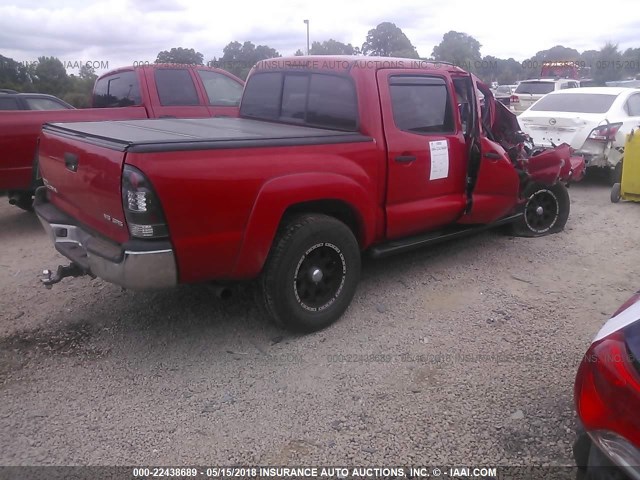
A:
[377, 70, 467, 239]
[145, 67, 211, 118]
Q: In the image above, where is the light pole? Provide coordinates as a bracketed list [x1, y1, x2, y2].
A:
[303, 19, 309, 55]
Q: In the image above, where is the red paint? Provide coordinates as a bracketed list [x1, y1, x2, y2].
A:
[37, 56, 582, 284]
[0, 64, 243, 193]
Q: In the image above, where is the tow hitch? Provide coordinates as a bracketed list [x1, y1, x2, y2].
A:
[40, 263, 89, 289]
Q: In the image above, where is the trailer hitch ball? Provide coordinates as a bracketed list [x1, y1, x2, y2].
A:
[40, 264, 85, 288]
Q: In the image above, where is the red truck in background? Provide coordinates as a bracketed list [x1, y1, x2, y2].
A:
[0, 64, 244, 210]
[34, 56, 585, 332]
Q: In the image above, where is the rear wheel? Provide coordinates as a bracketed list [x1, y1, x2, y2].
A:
[258, 214, 361, 332]
[512, 182, 570, 237]
[611, 183, 621, 203]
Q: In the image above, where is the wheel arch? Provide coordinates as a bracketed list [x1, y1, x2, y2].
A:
[231, 172, 376, 278]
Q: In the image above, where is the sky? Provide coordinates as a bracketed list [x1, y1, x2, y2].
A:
[1, 0, 640, 74]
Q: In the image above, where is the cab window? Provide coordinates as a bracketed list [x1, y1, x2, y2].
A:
[388, 75, 454, 134]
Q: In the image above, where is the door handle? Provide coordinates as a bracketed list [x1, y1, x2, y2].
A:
[395, 155, 417, 163]
[483, 151, 501, 160]
[64, 152, 78, 172]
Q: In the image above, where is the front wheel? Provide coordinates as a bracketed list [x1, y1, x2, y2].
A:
[258, 214, 361, 332]
[512, 182, 570, 237]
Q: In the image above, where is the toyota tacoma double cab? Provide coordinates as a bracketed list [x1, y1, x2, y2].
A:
[34, 56, 585, 332]
[1, 63, 244, 211]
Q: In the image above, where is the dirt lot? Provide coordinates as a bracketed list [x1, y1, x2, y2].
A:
[1, 176, 639, 467]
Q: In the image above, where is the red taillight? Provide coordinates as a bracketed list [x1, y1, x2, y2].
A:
[510, 95, 519, 103]
[121, 165, 169, 239]
[575, 331, 640, 448]
[588, 122, 623, 142]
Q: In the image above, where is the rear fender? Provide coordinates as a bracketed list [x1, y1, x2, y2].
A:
[232, 173, 376, 278]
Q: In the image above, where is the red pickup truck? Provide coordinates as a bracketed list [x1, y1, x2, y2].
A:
[1, 64, 244, 210]
[34, 56, 585, 332]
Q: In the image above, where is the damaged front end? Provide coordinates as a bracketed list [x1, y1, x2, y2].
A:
[483, 82, 586, 189]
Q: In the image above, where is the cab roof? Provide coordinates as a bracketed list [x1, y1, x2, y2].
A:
[254, 55, 468, 74]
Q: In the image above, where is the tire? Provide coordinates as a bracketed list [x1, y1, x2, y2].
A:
[512, 182, 570, 237]
[610, 183, 622, 203]
[609, 161, 622, 186]
[258, 214, 361, 332]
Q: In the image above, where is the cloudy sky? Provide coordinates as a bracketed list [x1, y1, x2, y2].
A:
[1, 0, 640, 74]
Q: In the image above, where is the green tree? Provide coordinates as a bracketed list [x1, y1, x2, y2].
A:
[592, 42, 624, 85]
[32, 56, 70, 96]
[0, 54, 33, 91]
[310, 39, 356, 55]
[294, 49, 304, 56]
[361, 22, 419, 58]
[213, 41, 280, 79]
[432, 31, 482, 71]
[155, 47, 204, 65]
[622, 48, 640, 78]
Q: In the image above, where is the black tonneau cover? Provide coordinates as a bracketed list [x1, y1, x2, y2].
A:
[43, 117, 372, 153]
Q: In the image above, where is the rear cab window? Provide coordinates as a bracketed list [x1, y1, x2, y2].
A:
[240, 72, 358, 131]
[93, 71, 142, 107]
[388, 75, 454, 134]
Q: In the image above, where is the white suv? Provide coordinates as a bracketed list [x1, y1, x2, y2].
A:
[511, 78, 579, 113]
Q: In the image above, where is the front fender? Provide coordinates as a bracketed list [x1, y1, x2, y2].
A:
[232, 173, 377, 278]
[527, 143, 584, 185]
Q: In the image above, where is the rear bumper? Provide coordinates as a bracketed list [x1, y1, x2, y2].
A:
[34, 188, 177, 290]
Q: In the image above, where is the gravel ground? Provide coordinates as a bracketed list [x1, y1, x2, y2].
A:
[0, 175, 639, 467]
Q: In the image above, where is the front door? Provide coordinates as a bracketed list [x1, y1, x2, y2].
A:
[457, 77, 520, 225]
[377, 70, 468, 240]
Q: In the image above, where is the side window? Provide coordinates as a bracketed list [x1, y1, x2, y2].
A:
[196, 70, 243, 106]
[93, 71, 142, 108]
[0, 97, 20, 110]
[626, 94, 640, 116]
[155, 69, 200, 106]
[389, 76, 454, 133]
[25, 97, 71, 110]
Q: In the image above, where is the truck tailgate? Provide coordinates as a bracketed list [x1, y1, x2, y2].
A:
[38, 129, 130, 244]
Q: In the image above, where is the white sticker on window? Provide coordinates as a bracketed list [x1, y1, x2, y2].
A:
[429, 140, 449, 180]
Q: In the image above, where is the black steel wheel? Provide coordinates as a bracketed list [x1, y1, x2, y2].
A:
[512, 182, 570, 237]
[258, 214, 360, 332]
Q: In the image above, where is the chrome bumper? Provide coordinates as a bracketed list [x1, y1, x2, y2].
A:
[35, 191, 177, 290]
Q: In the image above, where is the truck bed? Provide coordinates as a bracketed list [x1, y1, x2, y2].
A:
[43, 117, 372, 153]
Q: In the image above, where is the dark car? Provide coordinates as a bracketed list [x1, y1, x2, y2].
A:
[493, 85, 516, 107]
[0, 91, 74, 110]
[574, 290, 640, 479]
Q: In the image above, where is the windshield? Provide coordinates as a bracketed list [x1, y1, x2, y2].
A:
[496, 86, 511, 95]
[530, 93, 618, 113]
[515, 81, 555, 95]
